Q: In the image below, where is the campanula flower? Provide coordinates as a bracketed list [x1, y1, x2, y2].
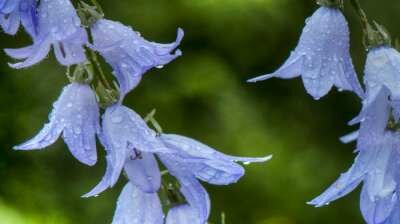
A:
[158, 134, 272, 223]
[83, 105, 170, 197]
[90, 19, 183, 97]
[5, 0, 87, 68]
[0, 0, 38, 36]
[112, 183, 163, 224]
[309, 131, 400, 224]
[362, 46, 400, 120]
[248, 6, 364, 100]
[14, 83, 100, 166]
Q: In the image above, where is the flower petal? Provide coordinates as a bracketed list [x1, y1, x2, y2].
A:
[124, 152, 161, 193]
[112, 183, 163, 224]
[166, 205, 202, 224]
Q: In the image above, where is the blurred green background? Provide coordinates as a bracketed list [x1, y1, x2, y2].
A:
[1, 0, 399, 223]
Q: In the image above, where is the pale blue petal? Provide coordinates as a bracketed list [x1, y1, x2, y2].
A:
[84, 105, 169, 197]
[159, 153, 210, 222]
[7, 0, 86, 67]
[248, 6, 364, 99]
[112, 183, 163, 224]
[360, 184, 398, 224]
[124, 152, 161, 193]
[91, 19, 183, 97]
[166, 205, 203, 224]
[14, 83, 100, 166]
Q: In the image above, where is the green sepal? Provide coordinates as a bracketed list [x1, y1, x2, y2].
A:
[316, 0, 344, 9]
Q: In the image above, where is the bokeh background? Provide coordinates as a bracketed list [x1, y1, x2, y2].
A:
[0, 0, 399, 223]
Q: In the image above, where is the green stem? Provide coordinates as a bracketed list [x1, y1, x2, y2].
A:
[89, 50, 112, 90]
[350, 0, 369, 34]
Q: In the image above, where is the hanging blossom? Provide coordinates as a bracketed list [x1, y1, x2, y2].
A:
[90, 19, 184, 97]
[248, 6, 364, 100]
[0, 0, 38, 36]
[5, 0, 87, 68]
[14, 83, 100, 166]
[84, 105, 271, 224]
[309, 42, 400, 223]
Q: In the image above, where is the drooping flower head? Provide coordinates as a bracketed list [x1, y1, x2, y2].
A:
[6, 0, 87, 68]
[248, 6, 364, 100]
[85, 105, 271, 223]
[309, 131, 400, 224]
[309, 45, 400, 223]
[0, 0, 38, 36]
[14, 83, 100, 166]
[158, 134, 271, 223]
[90, 19, 183, 97]
[83, 105, 171, 197]
[112, 183, 164, 224]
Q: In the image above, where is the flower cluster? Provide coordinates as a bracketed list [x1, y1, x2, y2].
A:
[249, 0, 400, 223]
[8, 0, 270, 223]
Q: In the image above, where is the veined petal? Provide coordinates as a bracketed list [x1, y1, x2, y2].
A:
[112, 183, 163, 224]
[7, 0, 86, 67]
[159, 153, 210, 222]
[85, 105, 169, 196]
[13, 113, 63, 151]
[360, 184, 398, 224]
[61, 84, 100, 166]
[308, 143, 382, 207]
[102, 105, 171, 155]
[161, 134, 271, 164]
[248, 6, 363, 99]
[7, 37, 52, 69]
[124, 152, 161, 193]
[247, 53, 303, 82]
[91, 19, 183, 96]
[0, 10, 20, 35]
[166, 205, 202, 224]
[15, 83, 100, 167]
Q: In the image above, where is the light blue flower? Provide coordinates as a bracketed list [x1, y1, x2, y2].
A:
[83, 105, 171, 197]
[0, 0, 38, 36]
[14, 83, 100, 166]
[158, 134, 272, 223]
[248, 6, 364, 100]
[309, 77, 400, 223]
[309, 131, 400, 224]
[5, 0, 87, 68]
[90, 19, 183, 97]
[112, 183, 163, 224]
[85, 107, 270, 223]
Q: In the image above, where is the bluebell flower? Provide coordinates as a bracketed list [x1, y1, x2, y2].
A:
[90, 19, 183, 97]
[86, 108, 270, 223]
[0, 0, 38, 36]
[5, 0, 87, 68]
[248, 6, 364, 100]
[309, 131, 400, 224]
[83, 105, 171, 197]
[158, 134, 272, 223]
[14, 83, 100, 166]
[112, 183, 163, 224]
[361, 46, 400, 120]
[309, 68, 400, 223]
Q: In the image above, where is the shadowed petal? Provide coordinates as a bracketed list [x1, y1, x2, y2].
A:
[14, 83, 100, 166]
[91, 19, 183, 97]
[166, 205, 202, 224]
[248, 6, 364, 99]
[124, 152, 161, 193]
[112, 183, 163, 224]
